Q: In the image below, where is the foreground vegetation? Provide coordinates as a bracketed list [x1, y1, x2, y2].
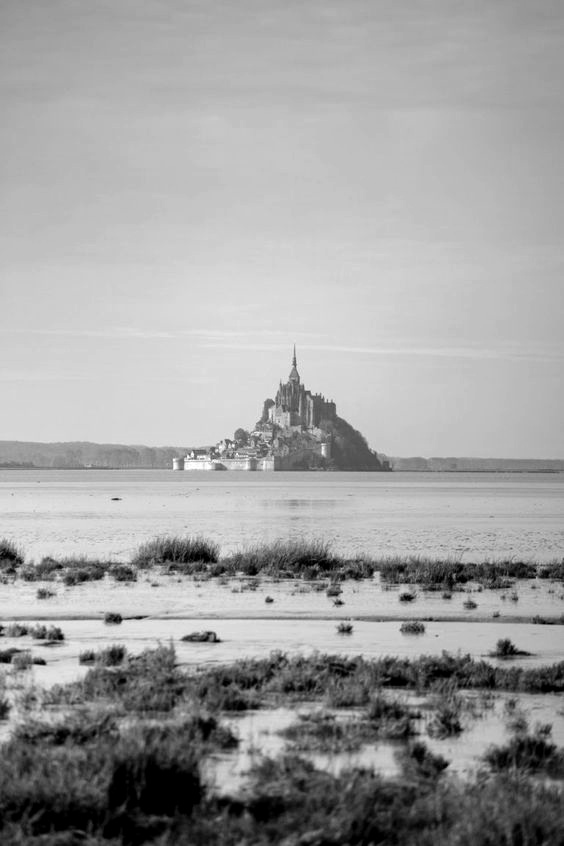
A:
[2, 535, 563, 587]
[0, 644, 563, 844]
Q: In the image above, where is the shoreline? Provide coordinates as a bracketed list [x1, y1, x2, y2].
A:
[2, 612, 564, 624]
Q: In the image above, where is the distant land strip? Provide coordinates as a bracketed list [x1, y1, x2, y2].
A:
[0, 441, 563, 472]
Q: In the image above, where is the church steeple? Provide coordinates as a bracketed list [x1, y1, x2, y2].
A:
[288, 344, 300, 383]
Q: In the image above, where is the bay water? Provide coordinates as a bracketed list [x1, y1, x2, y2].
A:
[1, 469, 562, 562]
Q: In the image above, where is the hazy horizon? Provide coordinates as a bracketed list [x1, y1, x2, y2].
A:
[2, 1, 563, 458]
[1, 436, 564, 463]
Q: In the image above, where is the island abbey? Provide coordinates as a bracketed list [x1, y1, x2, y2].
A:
[267, 346, 336, 430]
[173, 348, 389, 471]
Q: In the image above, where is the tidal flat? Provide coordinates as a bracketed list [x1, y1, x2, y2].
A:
[1, 534, 564, 843]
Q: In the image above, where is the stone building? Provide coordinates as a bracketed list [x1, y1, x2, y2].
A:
[269, 346, 337, 430]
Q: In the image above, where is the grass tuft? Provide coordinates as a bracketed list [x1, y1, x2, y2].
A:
[223, 538, 334, 576]
[36, 587, 56, 599]
[30, 625, 64, 641]
[61, 558, 110, 585]
[5, 623, 29, 637]
[109, 564, 137, 582]
[0, 538, 24, 570]
[399, 590, 417, 602]
[427, 684, 463, 738]
[181, 630, 220, 643]
[11, 652, 33, 671]
[489, 638, 530, 658]
[485, 724, 564, 776]
[400, 620, 426, 635]
[131, 535, 219, 569]
[104, 612, 123, 625]
[80, 645, 127, 666]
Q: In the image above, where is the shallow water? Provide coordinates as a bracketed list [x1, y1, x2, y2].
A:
[1, 616, 562, 690]
[1, 467, 563, 787]
[203, 691, 564, 793]
[2, 569, 563, 625]
[1, 469, 563, 562]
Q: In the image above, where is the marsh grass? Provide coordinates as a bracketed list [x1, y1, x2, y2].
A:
[400, 620, 426, 634]
[0, 648, 22, 664]
[485, 723, 564, 776]
[281, 710, 385, 752]
[399, 740, 450, 780]
[5, 623, 29, 637]
[399, 590, 417, 602]
[426, 684, 463, 738]
[61, 558, 110, 585]
[0, 674, 9, 720]
[378, 556, 466, 588]
[188, 678, 261, 711]
[47, 644, 188, 714]
[489, 638, 531, 658]
[103, 612, 122, 625]
[109, 564, 137, 582]
[375, 555, 557, 588]
[11, 652, 33, 671]
[0, 538, 24, 571]
[336, 621, 353, 634]
[366, 692, 418, 738]
[222, 538, 346, 578]
[538, 560, 564, 580]
[30, 625, 64, 642]
[1, 645, 564, 844]
[80, 645, 127, 667]
[181, 630, 220, 643]
[36, 587, 56, 599]
[20, 556, 63, 581]
[4, 623, 64, 641]
[131, 535, 219, 569]
[193, 650, 564, 702]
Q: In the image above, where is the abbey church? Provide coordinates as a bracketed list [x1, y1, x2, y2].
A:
[267, 346, 337, 430]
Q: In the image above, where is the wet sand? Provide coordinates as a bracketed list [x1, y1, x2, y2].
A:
[2, 570, 563, 622]
[1, 571, 562, 688]
[1, 570, 563, 793]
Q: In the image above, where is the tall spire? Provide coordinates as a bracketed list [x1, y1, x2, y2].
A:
[289, 343, 300, 383]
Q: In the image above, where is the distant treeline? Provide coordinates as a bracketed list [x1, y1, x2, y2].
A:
[388, 456, 564, 472]
[0, 441, 187, 469]
[1, 441, 562, 472]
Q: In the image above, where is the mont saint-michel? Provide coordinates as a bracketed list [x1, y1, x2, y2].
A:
[173, 348, 390, 472]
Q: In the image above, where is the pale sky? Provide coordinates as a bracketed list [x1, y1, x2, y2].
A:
[1, 0, 563, 457]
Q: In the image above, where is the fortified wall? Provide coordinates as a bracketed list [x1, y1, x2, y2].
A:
[173, 456, 281, 471]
